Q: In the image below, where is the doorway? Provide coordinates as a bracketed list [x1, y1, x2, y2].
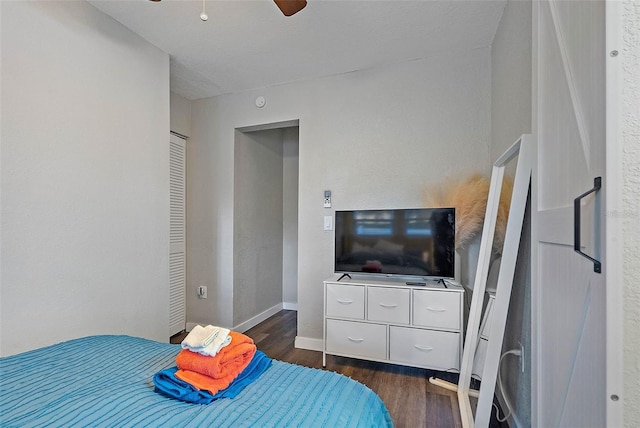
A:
[233, 122, 299, 327]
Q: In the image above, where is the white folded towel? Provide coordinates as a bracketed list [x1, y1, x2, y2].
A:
[181, 325, 218, 349]
[199, 332, 231, 357]
[181, 325, 231, 357]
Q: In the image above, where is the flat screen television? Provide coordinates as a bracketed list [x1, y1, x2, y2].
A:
[334, 208, 455, 278]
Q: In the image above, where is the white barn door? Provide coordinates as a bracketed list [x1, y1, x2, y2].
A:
[169, 134, 186, 336]
[533, 1, 607, 426]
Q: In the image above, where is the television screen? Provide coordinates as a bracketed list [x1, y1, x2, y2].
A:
[334, 208, 455, 278]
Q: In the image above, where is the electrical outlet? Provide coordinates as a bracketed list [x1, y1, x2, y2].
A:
[198, 286, 207, 299]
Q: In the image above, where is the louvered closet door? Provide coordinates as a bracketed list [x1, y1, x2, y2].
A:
[169, 134, 186, 336]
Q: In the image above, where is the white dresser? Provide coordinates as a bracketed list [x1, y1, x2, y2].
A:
[323, 276, 464, 372]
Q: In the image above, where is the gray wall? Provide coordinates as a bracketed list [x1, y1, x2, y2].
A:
[171, 91, 192, 137]
[186, 48, 492, 341]
[233, 129, 285, 326]
[491, 1, 533, 160]
[0, 1, 170, 356]
[489, 0, 532, 426]
[282, 128, 300, 308]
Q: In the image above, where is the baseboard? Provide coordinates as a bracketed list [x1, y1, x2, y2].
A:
[233, 303, 283, 333]
[185, 302, 292, 335]
[294, 336, 324, 352]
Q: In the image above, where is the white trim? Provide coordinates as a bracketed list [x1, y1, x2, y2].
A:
[530, 3, 540, 426]
[283, 302, 298, 311]
[186, 302, 292, 334]
[236, 119, 299, 133]
[233, 303, 283, 333]
[605, 0, 624, 425]
[294, 336, 324, 352]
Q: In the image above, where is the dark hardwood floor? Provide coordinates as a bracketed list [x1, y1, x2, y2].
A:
[172, 310, 506, 428]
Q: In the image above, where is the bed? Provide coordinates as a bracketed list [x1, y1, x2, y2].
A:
[0, 335, 393, 427]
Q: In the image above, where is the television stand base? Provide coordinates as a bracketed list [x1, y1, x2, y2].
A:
[337, 273, 352, 282]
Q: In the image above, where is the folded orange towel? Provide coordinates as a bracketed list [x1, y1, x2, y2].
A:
[174, 369, 234, 395]
[175, 331, 256, 380]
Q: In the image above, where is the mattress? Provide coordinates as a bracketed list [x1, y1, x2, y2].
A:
[0, 335, 393, 427]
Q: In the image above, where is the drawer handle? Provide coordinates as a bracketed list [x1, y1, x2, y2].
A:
[379, 303, 398, 308]
[347, 337, 364, 343]
[414, 345, 434, 351]
[336, 299, 353, 304]
[426, 306, 446, 312]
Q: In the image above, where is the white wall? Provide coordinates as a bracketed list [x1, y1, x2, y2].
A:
[622, 0, 640, 426]
[187, 50, 492, 341]
[0, 1, 170, 356]
[489, 0, 532, 426]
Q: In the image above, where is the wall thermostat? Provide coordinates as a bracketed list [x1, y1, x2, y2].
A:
[324, 190, 331, 208]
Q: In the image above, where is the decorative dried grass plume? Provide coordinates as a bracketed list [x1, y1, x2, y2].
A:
[423, 173, 514, 252]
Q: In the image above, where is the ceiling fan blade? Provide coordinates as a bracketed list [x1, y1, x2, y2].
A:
[274, 0, 307, 16]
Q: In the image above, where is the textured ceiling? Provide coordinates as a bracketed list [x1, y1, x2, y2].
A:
[89, 0, 506, 100]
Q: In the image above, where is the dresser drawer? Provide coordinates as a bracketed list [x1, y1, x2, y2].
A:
[326, 319, 387, 360]
[367, 287, 410, 324]
[326, 284, 365, 319]
[389, 326, 460, 371]
[412, 289, 461, 330]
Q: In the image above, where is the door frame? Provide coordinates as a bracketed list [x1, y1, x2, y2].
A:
[604, 0, 624, 425]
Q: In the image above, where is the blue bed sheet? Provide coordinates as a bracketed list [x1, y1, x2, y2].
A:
[0, 335, 393, 427]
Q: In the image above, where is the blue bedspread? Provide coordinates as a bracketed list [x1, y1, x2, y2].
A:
[0, 335, 393, 427]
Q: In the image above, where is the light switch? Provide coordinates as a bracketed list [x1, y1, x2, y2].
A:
[324, 215, 333, 231]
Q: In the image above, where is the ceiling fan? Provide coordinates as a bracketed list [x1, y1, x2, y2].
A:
[148, 0, 307, 17]
[273, 0, 307, 16]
